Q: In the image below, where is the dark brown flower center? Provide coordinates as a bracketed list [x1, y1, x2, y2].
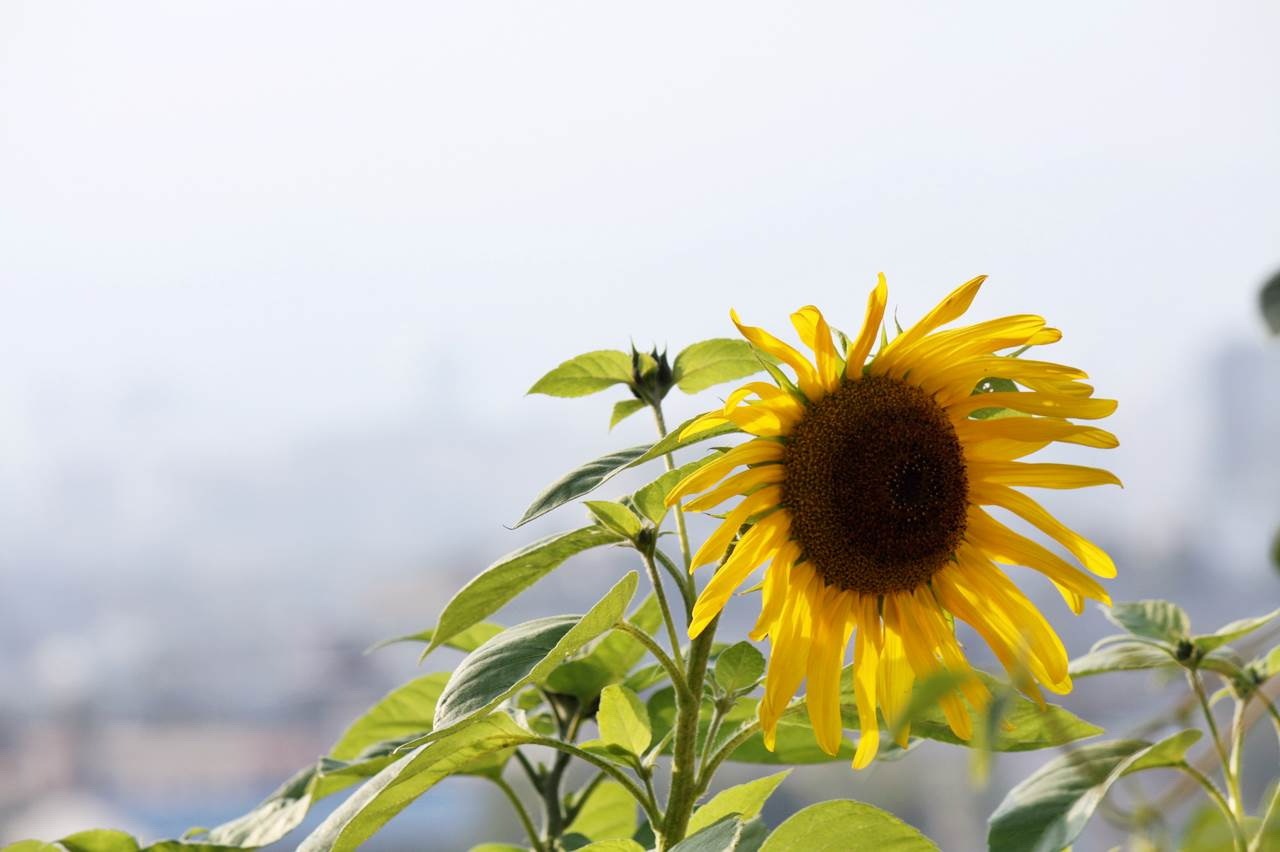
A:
[783, 374, 968, 595]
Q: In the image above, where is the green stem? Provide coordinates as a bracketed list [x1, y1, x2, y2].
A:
[525, 736, 663, 831]
[640, 550, 687, 669]
[697, 720, 762, 799]
[616, 621, 691, 701]
[651, 404, 694, 574]
[1251, 780, 1280, 852]
[491, 775, 544, 852]
[1189, 671, 1238, 813]
[654, 548, 694, 616]
[699, 701, 728, 773]
[539, 709, 582, 844]
[660, 612, 719, 848]
[564, 770, 608, 824]
[1228, 698, 1247, 818]
[1179, 763, 1248, 852]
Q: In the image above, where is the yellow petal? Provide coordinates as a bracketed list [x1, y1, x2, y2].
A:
[953, 417, 1119, 451]
[689, 513, 789, 636]
[731, 309, 824, 399]
[966, 509, 1111, 606]
[969, 481, 1116, 577]
[683, 464, 787, 512]
[878, 603, 916, 747]
[750, 541, 801, 640]
[689, 486, 783, 570]
[846, 274, 890, 378]
[971, 460, 1122, 490]
[947, 392, 1117, 421]
[791, 306, 843, 393]
[667, 440, 784, 505]
[806, 589, 852, 756]
[680, 410, 731, 440]
[850, 595, 882, 768]
[759, 563, 819, 748]
[875, 275, 986, 374]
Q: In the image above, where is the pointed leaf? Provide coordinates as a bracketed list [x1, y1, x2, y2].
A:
[688, 771, 790, 835]
[1193, 607, 1280, 653]
[545, 595, 663, 699]
[517, 447, 650, 527]
[597, 685, 651, 756]
[298, 715, 537, 852]
[630, 452, 723, 525]
[1105, 600, 1191, 643]
[426, 526, 622, 654]
[1068, 639, 1176, 677]
[584, 501, 644, 540]
[431, 573, 638, 737]
[631, 418, 740, 467]
[987, 733, 1196, 852]
[670, 816, 747, 852]
[329, 673, 450, 761]
[673, 339, 773, 393]
[529, 350, 633, 397]
[714, 642, 766, 693]
[760, 800, 938, 851]
[57, 831, 141, 852]
[610, 399, 648, 429]
[565, 780, 638, 841]
[366, 621, 504, 656]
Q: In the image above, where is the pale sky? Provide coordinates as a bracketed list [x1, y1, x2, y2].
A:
[2, 1, 1279, 577]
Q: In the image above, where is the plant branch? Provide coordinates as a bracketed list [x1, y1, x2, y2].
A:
[654, 548, 694, 616]
[1178, 763, 1248, 852]
[639, 550, 687, 670]
[660, 612, 719, 847]
[525, 736, 663, 830]
[651, 404, 694, 573]
[697, 720, 762, 799]
[1189, 670, 1236, 806]
[616, 620, 691, 702]
[491, 775, 544, 852]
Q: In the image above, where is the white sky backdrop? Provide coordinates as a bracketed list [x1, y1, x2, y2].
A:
[2, 2, 1279, 599]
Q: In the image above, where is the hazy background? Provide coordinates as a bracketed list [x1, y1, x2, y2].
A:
[2, 2, 1279, 849]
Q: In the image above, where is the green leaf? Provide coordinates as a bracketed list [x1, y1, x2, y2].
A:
[969, 376, 1026, 420]
[298, 715, 537, 852]
[714, 642, 766, 693]
[3, 844, 63, 852]
[565, 780, 638, 841]
[670, 817, 748, 852]
[584, 501, 644, 540]
[546, 595, 663, 699]
[688, 771, 790, 835]
[1068, 638, 1176, 677]
[467, 845, 525, 852]
[1193, 607, 1280, 653]
[597, 685, 651, 756]
[673, 339, 772, 393]
[431, 572, 638, 737]
[529, 350, 633, 397]
[1105, 600, 1191, 643]
[630, 452, 723, 525]
[623, 662, 669, 693]
[610, 399, 648, 429]
[57, 831, 141, 852]
[632, 417, 740, 467]
[517, 447, 650, 527]
[987, 733, 1197, 852]
[1259, 644, 1280, 678]
[196, 765, 323, 847]
[577, 841, 645, 852]
[366, 621, 505, 656]
[329, 673, 449, 761]
[425, 526, 622, 655]
[760, 800, 938, 851]
[1182, 796, 1280, 852]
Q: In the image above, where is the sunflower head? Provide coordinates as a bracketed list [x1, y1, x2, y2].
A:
[669, 275, 1119, 768]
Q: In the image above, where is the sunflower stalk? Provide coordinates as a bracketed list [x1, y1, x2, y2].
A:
[660, 611, 719, 848]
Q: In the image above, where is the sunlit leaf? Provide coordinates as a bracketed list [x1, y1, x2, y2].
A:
[714, 642, 766, 694]
[669, 816, 748, 852]
[517, 447, 650, 527]
[673, 339, 773, 393]
[584, 500, 644, 540]
[57, 831, 141, 852]
[529, 350, 633, 397]
[597, 685, 651, 756]
[431, 573, 637, 738]
[425, 526, 622, 655]
[987, 731, 1198, 852]
[328, 674, 449, 762]
[1105, 600, 1190, 643]
[760, 800, 938, 851]
[687, 771, 789, 835]
[545, 595, 663, 699]
[1192, 607, 1280, 653]
[565, 780, 638, 842]
[630, 452, 723, 525]
[366, 621, 504, 656]
[610, 399, 648, 430]
[1068, 639, 1176, 677]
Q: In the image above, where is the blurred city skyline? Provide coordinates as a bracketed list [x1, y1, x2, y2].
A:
[3, 2, 1279, 849]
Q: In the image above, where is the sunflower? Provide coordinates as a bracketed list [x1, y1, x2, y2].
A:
[667, 275, 1119, 768]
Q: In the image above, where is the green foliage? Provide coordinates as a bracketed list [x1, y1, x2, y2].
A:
[367, 620, 504, 657]
[546, 594, 664, 699]
[328, 674, 449, 761]
[529, 350, 634, 397]
[584, 500, 645, 541]
[565, 780, 639, 841]
[597, 684, 652, 756]
[969, 376, 1024, 420]
[760, 800, 939, 851]
[1106, 599, 1191, 642]
[1191, 607, 1280, 653]
[1068, 638, 1176, 677]
[518, 450, 651, 527]
[714, 642, 766, 694]
[630, 452, 723, 524]
[298, 715, 538, 852]
[687, 771, 789, 835]
[54, 832, 141, 852]
[672, 339, 772, 393]
[425, 526, 622, 655]
[610, 399, 648, 429]
[431, 572, 638, 737]
[987, 731, 1200, 852]
[668, 816, 759, 852]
